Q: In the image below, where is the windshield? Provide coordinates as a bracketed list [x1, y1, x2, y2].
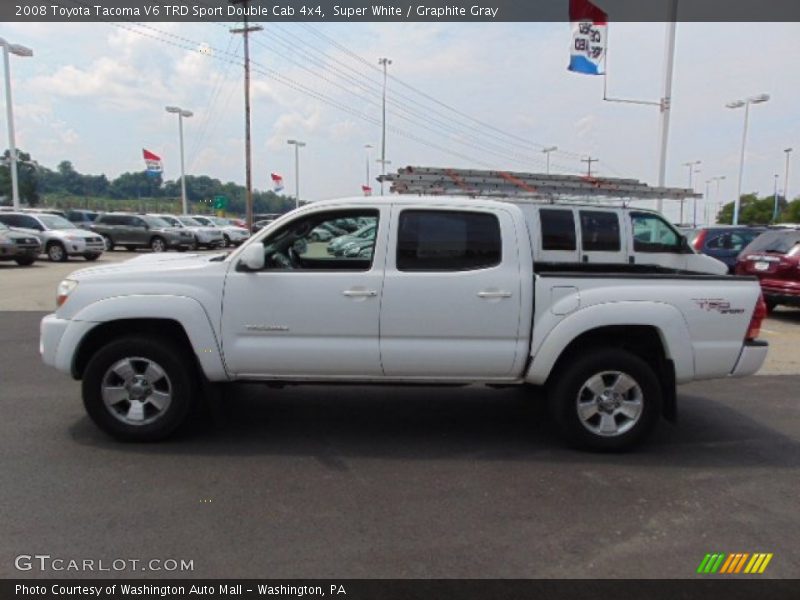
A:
[743, 231, 800, 255]
[141, 215, 171, 228]
[178, 217, 202, 226]
[37, 214, 75, 230]
[159, 216, 181, 227]
[193, 216, 213, 226]
[211, 217, 231, 226]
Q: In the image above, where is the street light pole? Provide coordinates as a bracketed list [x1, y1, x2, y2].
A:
[542, 146, 557, 175]
[727, 94, 770, 225]
[0, 38, 33, 210]
[682, 160, 701, 225]
[165, 106, 193, 214]
[287, 140, 305, 209]
[364, 144, 373, 187]
[785, 148, 793, 204]
[378, 57, 392, 195]
[773, 174, 780, 223]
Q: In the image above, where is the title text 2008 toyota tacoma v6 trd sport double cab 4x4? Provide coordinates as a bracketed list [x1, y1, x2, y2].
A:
[40, 197, 768, 450]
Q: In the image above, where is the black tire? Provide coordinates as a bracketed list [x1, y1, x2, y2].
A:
[83, 253, 101, 261]
[82, 336, 196, 442]
[103, 235, 114, 251]
[547, 348, 662, 451]
[223, 234, 231, 247]
[150, 236, 167, 252]
[14, 256, 35, 266]
[47, 241, 68, 262]
[765, 299, 777, 313]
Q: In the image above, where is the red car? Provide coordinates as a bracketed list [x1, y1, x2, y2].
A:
[735, 229, 800, 311]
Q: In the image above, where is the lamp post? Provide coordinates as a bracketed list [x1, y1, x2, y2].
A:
[287, 139, 305, 209]
[0, 38, 33, 210]
[542, 146, 557, 175]
[364, 144, 373, 188]
[784, 148, 793, 204]
[378, 57, 392, 195]
[773, 174, 780, 223]
[682, 160, 701, 225]
[726, 94, 770, 225]
[165, 106, 193, 214]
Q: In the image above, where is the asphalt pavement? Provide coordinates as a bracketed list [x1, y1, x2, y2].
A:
[1, 311, 798, 579]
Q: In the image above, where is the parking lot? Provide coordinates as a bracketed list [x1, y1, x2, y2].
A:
[1, 252, 799, 578]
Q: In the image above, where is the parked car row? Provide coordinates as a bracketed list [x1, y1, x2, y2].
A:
[0, 211, 105, 263]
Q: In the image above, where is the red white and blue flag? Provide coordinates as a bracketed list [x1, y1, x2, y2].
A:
[271, 172, 284, 192]
[142, 149, 162, 177]
[568, 0, 607, 76]
[361, 185, 372, 196]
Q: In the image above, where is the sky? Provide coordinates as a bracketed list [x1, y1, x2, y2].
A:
[1, 19, 798, 222]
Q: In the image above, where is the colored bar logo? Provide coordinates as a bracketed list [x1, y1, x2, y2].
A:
[697, 553, 773, 574]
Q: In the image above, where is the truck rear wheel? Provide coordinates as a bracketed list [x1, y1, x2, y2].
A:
[548, 348, 662, 451]
[82, 336, 196, 442]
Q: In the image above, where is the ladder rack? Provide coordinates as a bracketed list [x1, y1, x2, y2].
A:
[379, 166, 701, 203]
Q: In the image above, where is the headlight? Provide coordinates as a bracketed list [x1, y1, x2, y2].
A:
[56, 279, 78, 307]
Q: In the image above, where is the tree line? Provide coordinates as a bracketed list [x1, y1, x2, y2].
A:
[0, 149, 295, 215]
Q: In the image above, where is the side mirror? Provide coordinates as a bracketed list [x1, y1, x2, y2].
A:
[679, 235, 692, 254]
[237, 243, 265, 272]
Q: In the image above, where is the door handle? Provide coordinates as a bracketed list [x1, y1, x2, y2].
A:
[477, 291, 512, 299]
[342, 289, 378, 298]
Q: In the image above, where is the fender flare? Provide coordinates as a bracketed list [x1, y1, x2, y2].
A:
[65, 294, 228, 381]
[525, 301, 695, 385]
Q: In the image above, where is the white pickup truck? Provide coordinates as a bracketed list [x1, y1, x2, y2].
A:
[40, 197, 768, 450]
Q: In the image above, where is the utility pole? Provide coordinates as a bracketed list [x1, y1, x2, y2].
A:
[785, 148, 793, 205]
[287, 139, 305, 209]
[542, 146, 557, 175]
[230, 0, 263, 232]
[581, 156, 597, 177]
[378, 57, 392, 195]
[656, 0, 678, 213]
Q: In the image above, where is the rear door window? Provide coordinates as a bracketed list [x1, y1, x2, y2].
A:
[580, 211, 620, 252]
[397, 210, 501, 272]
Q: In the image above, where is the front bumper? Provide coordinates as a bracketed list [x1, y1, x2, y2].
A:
[730, 339, 769, 377]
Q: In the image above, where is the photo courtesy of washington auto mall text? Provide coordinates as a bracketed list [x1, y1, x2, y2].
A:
[1, 0, 799, 599]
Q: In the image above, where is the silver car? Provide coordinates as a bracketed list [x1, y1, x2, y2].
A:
[192, 216, 250, 247]
[154, 215, 225, 250]
[0, 211, 105, 262]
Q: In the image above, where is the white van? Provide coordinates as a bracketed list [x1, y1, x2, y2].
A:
[513, 202, 727, 274]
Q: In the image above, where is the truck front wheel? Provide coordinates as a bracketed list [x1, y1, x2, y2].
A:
[548, 348, 662, 451]
[82, 336, 196, 442]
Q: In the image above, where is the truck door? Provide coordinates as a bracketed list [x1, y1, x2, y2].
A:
[379, 206, 523, 379]
[221, 207, 385, 378]
[578, 209, 627, 265]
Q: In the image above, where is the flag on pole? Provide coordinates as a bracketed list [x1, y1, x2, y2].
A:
[271, 173, 284, 192]
[361, 185, 372, 196]
[568, 0, 608, 76]
[142, 149, 163, 178]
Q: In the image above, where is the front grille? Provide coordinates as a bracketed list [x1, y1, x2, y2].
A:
[15, 238, 39, 246]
